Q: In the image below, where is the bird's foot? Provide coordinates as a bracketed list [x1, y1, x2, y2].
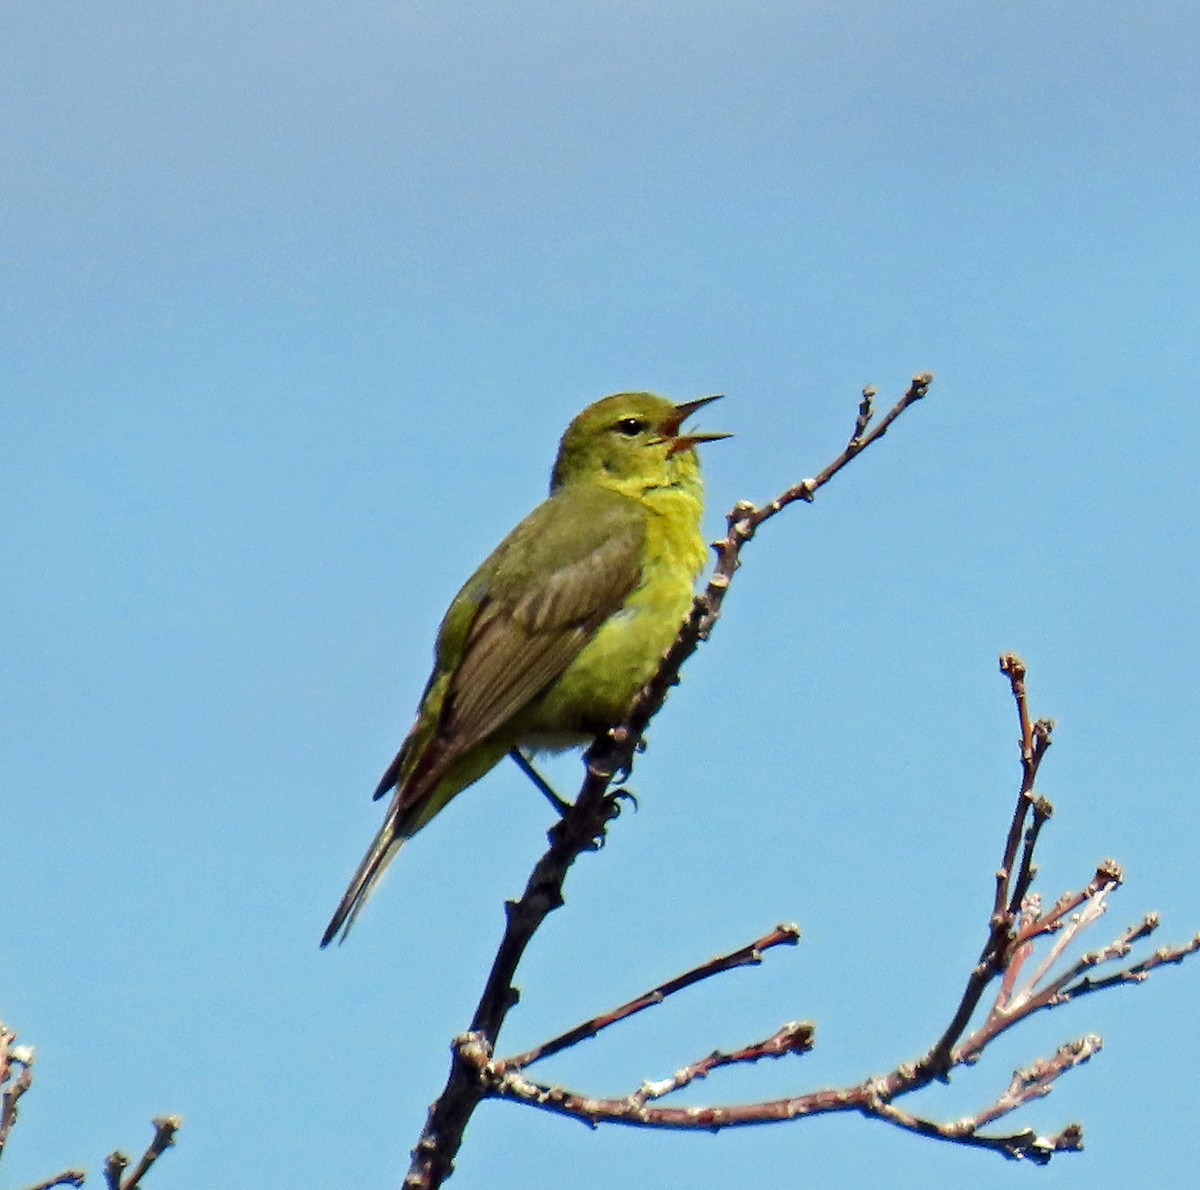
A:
[589, 787, 638, 848]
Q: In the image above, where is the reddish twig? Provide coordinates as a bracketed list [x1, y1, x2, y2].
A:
[1058, 920, 1200, 998]
[0, 1025, 85, 1190]
[626, 1021, 817, 1106]
[498, 923, 801, 1073]
[22, 1173, 88, 1190]
[0, 1024, 33, 1162]
[457, 658, 1197, 1166]
[914, 654, 1054, 1079]
[862, 1037, 1094, 1163]
[460, 1029, 1092, 1165]
[104, 1116, 182, 1190]
[1, 1022, 173, 1190]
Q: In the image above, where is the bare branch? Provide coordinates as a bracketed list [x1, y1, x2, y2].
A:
[22, 1172, 87, 1190]
[466, 1031, 1093, 1157]
[0, 1026, 86, 1189]
[628, 1021, 816, 1106]
[1060, 925, 1200, 999]
[401, 379, 1197, 1186]
[443, 656, 1198, 1169]
[2, 1021, 177, 1190]
[914, 653, 1057, 1079]
[499, 923, 801, 1073]
[0, 1025, 34, 1161]
[103, 1150, 128, 1190]
[105, 1116, 181, 1190]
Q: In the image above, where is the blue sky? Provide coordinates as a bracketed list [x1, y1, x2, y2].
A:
[4, 3, 1199, 1188]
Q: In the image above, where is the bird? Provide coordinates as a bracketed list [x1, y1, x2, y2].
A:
[321, 392, 730, 946]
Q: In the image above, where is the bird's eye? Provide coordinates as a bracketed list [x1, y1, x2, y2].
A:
[614, 417, 648, 436]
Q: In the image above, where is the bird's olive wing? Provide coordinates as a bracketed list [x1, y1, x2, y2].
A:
[434, 486, 646, 761]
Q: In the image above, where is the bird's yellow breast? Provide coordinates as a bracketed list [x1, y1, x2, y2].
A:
[519, 484, 707, 745]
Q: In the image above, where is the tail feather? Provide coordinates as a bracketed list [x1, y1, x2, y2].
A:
[324, 740, 470, 947]
[372, 746, 405, 801]
[320, 817, 408, 947]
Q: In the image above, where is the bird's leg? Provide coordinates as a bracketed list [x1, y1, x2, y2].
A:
[509, 749, 571, 816]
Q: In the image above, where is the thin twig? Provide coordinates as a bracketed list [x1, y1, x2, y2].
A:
[916, 653, 1052, 1078]
[0, 1025, 33, 1161]
[103, 1151, 128, 1190]
[23, 1172, 87, 1190]
[1059, 923, 1200, 998]
[1008, 795, 1054, 917]
[105, 1116, 181, 1190]
[499, 923, 801, 1072]
[993, 656, 1049, 920]
[465, 1030, 1095, 1160]
[865, 1036, 1095, 1164]
[629, 1021, 816, 1106]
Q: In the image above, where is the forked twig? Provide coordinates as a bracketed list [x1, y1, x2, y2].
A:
[498, 923, 801, 1073]
[22, 1172, 88, 1190]
[0, 1021, 177, 1190]
[0, 1024, 33, 1162]
[457, 656, 1198, 1164]
[104, 1116, 182, 1190]
[1, 1026, 84, 1188]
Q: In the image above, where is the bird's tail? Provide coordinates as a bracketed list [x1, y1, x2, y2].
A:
[320, 815, 408, 948]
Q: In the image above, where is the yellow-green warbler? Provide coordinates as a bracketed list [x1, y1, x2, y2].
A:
[322, 392, 728, 946]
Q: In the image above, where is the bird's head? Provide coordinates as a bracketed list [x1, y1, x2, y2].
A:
[550, 392, 730, 496]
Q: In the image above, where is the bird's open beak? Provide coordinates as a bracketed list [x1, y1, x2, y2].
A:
[662, 394, 733, 455]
